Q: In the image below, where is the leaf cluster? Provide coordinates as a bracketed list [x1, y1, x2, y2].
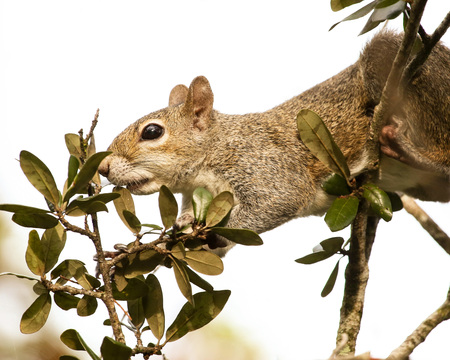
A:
[330, 0, 409, 35]
[296, 109, 403, 297]
[0, 123, 262, 359]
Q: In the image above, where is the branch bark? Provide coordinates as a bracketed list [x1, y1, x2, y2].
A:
[401, 195, 450, 255]
[336, 0, 430, 354]
[386, 289, 450, 360]
[336, 201, 379, 355]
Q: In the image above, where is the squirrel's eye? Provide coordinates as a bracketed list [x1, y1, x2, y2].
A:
[141, 123, 164, 140]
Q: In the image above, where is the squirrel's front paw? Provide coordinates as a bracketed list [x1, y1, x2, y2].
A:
[174, 213, 195, 232]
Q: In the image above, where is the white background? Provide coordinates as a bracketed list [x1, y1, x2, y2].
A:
[1, 1, 449, 359]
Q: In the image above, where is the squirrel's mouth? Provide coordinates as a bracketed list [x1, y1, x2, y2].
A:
[126, 178, 151, 193]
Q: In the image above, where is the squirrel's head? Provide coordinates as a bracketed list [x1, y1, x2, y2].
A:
[98, 76, 215, 194]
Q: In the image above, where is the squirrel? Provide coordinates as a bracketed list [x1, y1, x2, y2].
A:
[98, 31, 450, 256]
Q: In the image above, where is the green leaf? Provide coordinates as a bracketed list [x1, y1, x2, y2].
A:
[33, 282, 48, 295]
[205, 191, 234, 228]
[330, 0, 364, 12]
[100, 337, 132, 360]
[322, 173, 351, 196]
[295, 251, 335, 264]
[63, 151, 112, 202]
[295, 237, 344, 265]
[330, 0, 377, 30]
[321, 260, 340, 297]
[123, 250, 164, 278]
[26, 230, 46, 276]
[359, 1, 405, 35]
[297, 109, 350, 181]
[186, 267, 214, 292]
[65, 134, 83, 159]
[320, 237, 345, 253]
[209, 227, 263, 246]
[20, 150, 60, 206]
[362, 184, 393, 221]
[112, 277, 149, 300]
[158, 185, 178, 229]
[171, 257, 193, 304]
[60, 356, 80, 360]
[112, 187, 138, 232]
[192, 187, 213, 224]
[122, 210, 142, 233]
[12, 213, 59, 229]
[68, 155, 80, 187]
[324, 196, 359, 231]
[77, 295, 98, 317]
[54, 292, 80, 310]
[0, 204, 50, 214]
[66, 193, 120, 215]
[51, 259, 93, 290]
[185, 250, 223, 276]
[171, 241, 186, 260]
[20, 292, 52, 334]
[143, 274, 165, 341]
[127, 298, 145, 329]
[60, 329, 101, 360]
[166, 290, 231, 342]
[41, 223, 67, 273]
[0, 272, 39, 281]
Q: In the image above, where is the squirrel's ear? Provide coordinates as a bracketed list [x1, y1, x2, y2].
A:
[184, 76, 214, 131]
[169, 84, 189, 107]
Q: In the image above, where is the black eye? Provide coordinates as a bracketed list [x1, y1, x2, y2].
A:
[141, 123, 164, 140]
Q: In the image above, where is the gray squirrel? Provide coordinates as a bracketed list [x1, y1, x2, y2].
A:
[98, 31, 450, 255]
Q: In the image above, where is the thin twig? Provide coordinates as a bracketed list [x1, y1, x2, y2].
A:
[401, 195, 450, 255]
[386, 288, 450, 360]
[402, 11, 450, 86]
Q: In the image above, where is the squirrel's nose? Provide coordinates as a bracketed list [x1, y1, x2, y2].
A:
[98, 158, 110, 178]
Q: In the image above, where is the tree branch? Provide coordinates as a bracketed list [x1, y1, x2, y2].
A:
[402, 11, 450, 86]
[368, 0, 428, 162]
[336, 200, 379, 355]
[386, 289, 450, 360]
[401, 195, 450, 255]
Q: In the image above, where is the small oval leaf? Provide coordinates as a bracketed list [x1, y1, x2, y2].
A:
[25, 230, 46, 276]
[12, 213, 59, 229]
[159, 186, 178, 229]
[20, 292, 52, 334]
[41, 223, 67, 273]
[324, 196, 359, 231]
[60, 329, 101, 360]
[0, 204, 50, 214]
[297, 109, 350, 181]
[192, 187, 213, 224]
[68, 155, 80, 187]
[185, 250, 224, 275]
[322, 173, 351, 196]
[362, 184, 393, 221]
[100, 337, 132, 360]
[205, 191, 234, 228]
[77, 295, 98, 317]
[165, 290, 231, 342]
[171, 257, 193, 304]
[63, 151, 112, 202]
[54, 292, 80, 310]
[112, 187, 137, 231]
[143, 274, 165, 340]
[321, 261, 340, 297]
[209, 227, 263, 246]
[20, 150, 60, 206]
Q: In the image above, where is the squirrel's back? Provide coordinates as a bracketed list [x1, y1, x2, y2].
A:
[99, 31, 450, 253]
